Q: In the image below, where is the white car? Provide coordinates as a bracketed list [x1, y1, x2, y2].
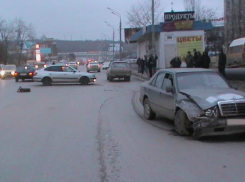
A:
[102, 62, 111, 70]
[0, 64, 16, 79]
[33, 65, 97, 86]
[68, 62, 78, 69]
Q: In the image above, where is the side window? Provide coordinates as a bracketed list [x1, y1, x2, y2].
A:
[162, 73, 174, 90]
[154, 73, 165, 89]
[63, 66, 73, 72]
[49, 66, 63, 72]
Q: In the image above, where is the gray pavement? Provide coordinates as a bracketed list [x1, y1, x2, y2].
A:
[0, 66, 245, 182]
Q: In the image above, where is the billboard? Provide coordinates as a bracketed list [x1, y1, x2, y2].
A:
[162, 20, 194, 32]
[124, 28, 141, 44]
[164, 11, 195, 22]
[177, 36, 203, 60]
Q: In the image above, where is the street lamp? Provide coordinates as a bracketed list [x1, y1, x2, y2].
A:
[105, 21, 115, 61]
[107, 7, 122, 61]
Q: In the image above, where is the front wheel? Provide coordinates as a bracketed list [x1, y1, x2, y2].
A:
[143, 98, 156, 120]
[80, 77, 89, 85]
[174, 109, 193, 136]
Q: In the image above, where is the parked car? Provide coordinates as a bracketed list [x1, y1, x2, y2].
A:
[0, 64, 16, 79]
[68, 62, 78, 69]
[106, 61, 131, 81]
[102, 62, 111, 70]
[87, 62, 101, 72]
[140, 68, 245, 138]
[33, 65, 96, 86]
[14, 66, 36, 82]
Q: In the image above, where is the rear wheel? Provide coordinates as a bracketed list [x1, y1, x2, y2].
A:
[109, 75, 113, 82]
[143, 98, 156, 120]
[175, 109, 192, 136]
[80, 76, 89, 85]
[42, 77, 52, 86]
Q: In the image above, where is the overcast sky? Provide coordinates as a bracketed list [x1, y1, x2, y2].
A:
[0, 0, 223, 41]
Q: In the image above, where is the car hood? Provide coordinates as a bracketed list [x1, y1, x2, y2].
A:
[179, 88, 245, 110]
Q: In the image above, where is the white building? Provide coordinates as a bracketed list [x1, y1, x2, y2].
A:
[129, 15, 213, 68]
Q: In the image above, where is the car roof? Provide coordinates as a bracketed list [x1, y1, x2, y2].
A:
[158, 68, 215, 73]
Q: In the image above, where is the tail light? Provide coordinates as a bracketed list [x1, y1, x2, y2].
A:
[88, 65, 91, 68]
[14, 72, 18, 76]
[34, 71, 37, 76]
[29, 72, 33, 76]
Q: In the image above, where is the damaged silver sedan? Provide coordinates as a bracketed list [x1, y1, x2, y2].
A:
[139, 68, 245, 138]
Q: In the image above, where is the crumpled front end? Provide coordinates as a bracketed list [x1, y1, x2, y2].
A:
[177, 99, 245, 137]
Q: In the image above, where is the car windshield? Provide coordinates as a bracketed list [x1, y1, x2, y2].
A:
[177, 72, 230, 91]
[2, 65, 16, 70]
[16, 66, 35, 72]
[112, 63, 128, 68]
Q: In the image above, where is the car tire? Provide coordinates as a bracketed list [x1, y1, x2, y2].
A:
[80, 76, 89, 85]
[109, 76, 113, 82]
[15, 78, 19, 82]
[174, 109, 192, 136]
[22, 79, 25, 81]
[143, 98, 156, 120]
[42, 77, 52, 86]
[127, 76, 131, 81]
[107, 75, 109, 80]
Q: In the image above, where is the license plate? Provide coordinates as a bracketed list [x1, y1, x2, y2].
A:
[20, 73, 27, 76]
[227, 119, 245, 126]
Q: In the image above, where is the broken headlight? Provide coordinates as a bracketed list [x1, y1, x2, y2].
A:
[204, 106, 219, 118]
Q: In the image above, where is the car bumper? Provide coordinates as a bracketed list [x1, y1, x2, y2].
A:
[33, 76, 42, 82]
[110, 74, 131, 78]
[89, 77, 97, 82]
[193, 117, 245, 137]
[88, 68, 100, 71]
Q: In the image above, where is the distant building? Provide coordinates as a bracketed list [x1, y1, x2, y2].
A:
[224, 0, 245, 47]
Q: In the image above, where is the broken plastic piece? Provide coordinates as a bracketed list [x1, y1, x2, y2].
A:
[17, 86, 31, 93]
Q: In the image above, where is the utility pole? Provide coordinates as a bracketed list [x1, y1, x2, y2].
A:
[105, 21, 115, 61]
[107, 8, 122, 61]
[152, 0, 155, 55]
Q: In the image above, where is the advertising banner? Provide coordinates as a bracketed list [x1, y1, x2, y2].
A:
[164, 11, 195, 22]
[162, 21, 194, 32]
[177, 36, 203, 60]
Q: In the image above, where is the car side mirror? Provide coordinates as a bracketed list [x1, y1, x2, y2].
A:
[73, 70, 76, 73]
[166, 86, 174, 93]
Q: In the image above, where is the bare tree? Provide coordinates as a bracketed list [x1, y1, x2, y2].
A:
[14, 18, 35, 65]
[127, 0, 164, 28]
[0, 18, 15, 64]
[183, 0, 217, 21]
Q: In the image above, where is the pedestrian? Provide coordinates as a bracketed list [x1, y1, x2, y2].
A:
[144, 55, 148, 75]
[152, 54, 158, 75]
[201, 51, 211, 69]
[170, 56, 181, 68]
[140, 57, 145, 74]
[193, 49, 198, 67]
[136, 57, 141, 73]
[180, 57, 187, 68]
[148, 54, 154, 77]
[185, 51, 194, 68]
[194, 51, 202, 68]
[218, 48, 226, 77]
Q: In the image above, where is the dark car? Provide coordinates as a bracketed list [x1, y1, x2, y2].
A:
[140, 68, 245, 138]
[14, 66, 36, 82]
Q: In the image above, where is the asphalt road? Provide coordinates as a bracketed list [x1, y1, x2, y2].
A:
[0, 66, 245, 182]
